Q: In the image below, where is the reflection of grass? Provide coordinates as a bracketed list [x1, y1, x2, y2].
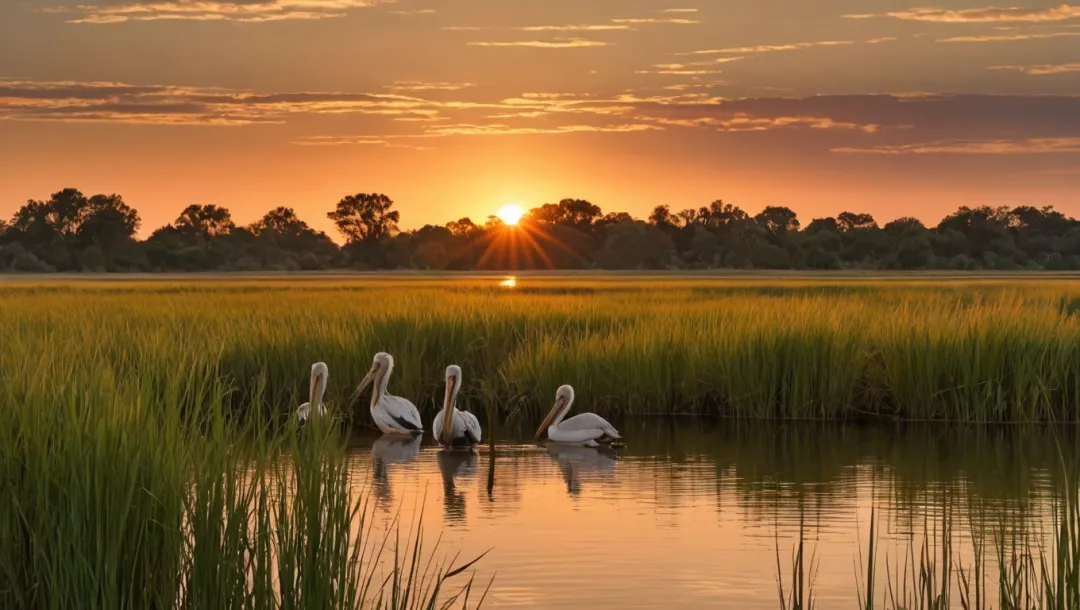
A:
[0, 363, 486, 608]
[5, 278, 1080, 422]
[778, 449, 1080, 610]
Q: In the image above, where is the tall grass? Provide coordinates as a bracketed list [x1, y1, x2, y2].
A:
[0, 340, 484, 609]
[3, 278, 1080, 423]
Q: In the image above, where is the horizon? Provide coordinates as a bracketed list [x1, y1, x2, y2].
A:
[3, 0, 1080, 237]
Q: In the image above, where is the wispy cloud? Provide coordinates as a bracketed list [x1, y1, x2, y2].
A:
[651, 114, 878, 133]
[467, 38, 610, 48]
[990, 63, 1080, 75]
[660, 8, 698, 13]
[441, 25, 483, 30]
[43, 0, 390, 24]
[938, 31, 1080, 42]
[389, 8, 433, 15]
[513, 24, 631, 31]
[385, 81, 475, 91]
[678, 37, 894, 56]
[611, 17, 699, 25]
[844, 4, 1080, 23]
[833, 137, 1080, 154]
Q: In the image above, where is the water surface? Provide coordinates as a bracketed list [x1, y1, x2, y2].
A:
[351, 421, 1073, 608]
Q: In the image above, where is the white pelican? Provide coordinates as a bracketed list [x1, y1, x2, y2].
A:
[534, 385, 623, 447]
[432, 365, 482, 447]
[296, 362, 328, 424]
[352, 352, 424, 436]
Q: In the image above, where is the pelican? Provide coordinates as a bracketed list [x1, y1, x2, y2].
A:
[296, 362, 328, 424]
[432, 365, 482, 447]
[546, 443, 619, 496]
[534, 385, 622, 447]
[351, 352, 423, 436]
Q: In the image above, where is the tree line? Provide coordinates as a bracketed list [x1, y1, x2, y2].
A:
[1, 188, 1078, 272]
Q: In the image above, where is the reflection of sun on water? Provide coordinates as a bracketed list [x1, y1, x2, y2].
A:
[499, 276, 517, 288]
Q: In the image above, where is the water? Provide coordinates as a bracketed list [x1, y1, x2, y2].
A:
[350, 421, 1073, 608]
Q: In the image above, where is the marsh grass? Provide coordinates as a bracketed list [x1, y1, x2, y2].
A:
[777, 443, 1080, 610]
[4, 278, 1080, 424]
[0, 346, 486, 609]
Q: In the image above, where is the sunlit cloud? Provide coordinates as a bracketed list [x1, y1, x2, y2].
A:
[845, 4, 1080, 23]
[646, 114, 879, 133]
[833, 137, 1080, 154]
[989, 63, 1080, 75]
[610, 17, 699, 25]
[385, 81, 476, 91]
[660, 8, 698, 13]
[467, 38, 610, 48]
[513, 24, 632, 31]
[441, 25, 483, 30]
[678, 37, 895, 56]
[389, 8, 434, 15]
[938, 31, 1080, 42]
[43, 0, 390, 24]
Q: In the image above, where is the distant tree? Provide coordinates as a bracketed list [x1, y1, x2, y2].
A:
[753, 206, 799, 243]
[327, 193, 399, 243]
[805, 217, 840, 234]
[78, 194, 141, 268]
[675, 208, 698, 227]
[175, 204, 234, 240]
[446, 217, 480, 239]
[698, 200, 749, 229]
[836, 212, 878, 233]
[597, 220, 674, 269]
[883, 217, 927, 238]
[250, 207, 311, 237]
[527, 199, 602, 230]
[648, 205, 676, 227]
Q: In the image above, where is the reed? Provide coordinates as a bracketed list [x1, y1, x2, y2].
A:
[4, 277, 1080, 423]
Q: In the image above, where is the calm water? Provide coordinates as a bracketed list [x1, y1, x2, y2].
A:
[348, 421, 1073, 609]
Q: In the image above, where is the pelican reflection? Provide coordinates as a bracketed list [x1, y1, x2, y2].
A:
[545, 443, 619, 496]
[371, 434, 422, 506]
[437, 449, 478, 523]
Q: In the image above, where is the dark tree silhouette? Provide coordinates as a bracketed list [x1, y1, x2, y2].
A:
[175, 204, 234, 239]
[327, 193, 399, 243]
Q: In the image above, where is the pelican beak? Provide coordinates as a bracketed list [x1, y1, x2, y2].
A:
[534, 396, 564, 440]
[349, 366, 377, 406]
[440, 375, 456, 444]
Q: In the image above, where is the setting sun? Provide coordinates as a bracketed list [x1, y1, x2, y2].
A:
[495, 204, 526, 226]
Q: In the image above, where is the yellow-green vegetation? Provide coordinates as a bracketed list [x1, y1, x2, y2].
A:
[3, 276, 1079, 423]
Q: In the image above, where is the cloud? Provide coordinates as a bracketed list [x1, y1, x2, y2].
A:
[389, 8, 434, 15]
[990, 63, 1080, 75]
[385, 81, 475, 91]
[467, 38, 610, 48]
[441, 25, 483, 30]
[845, 4, 1080, 23]
[833, 137, 1080, 154]
[610, 17, 699, 24]
[678, 37, 894, 56]
[938, 31, 1080, 42]
[513, 24, 632, 31]
[44, 0, 390, 24]
[660, 8, 698, 13]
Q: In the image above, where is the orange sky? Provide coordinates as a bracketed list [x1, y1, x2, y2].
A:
[2, 0, 1080, 237]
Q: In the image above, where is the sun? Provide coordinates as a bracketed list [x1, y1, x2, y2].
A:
[495, 204, 526, 226]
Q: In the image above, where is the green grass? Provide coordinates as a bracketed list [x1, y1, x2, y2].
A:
[3, 277, 1080, 423]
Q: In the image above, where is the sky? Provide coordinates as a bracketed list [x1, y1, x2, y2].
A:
[2, 0, 1080, 237]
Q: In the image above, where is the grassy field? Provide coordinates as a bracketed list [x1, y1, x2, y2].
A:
[3, 275, 1080, 423]
[2, 274, 1080, 608]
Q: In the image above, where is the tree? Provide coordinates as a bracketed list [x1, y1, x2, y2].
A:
[836, 212, 878, 233]
[753, 206, 799, 242]
[446, 217, 480, 239]
[175, 204, 234, 240]
[78, 194, 141, 268]
[648, 205, 675, 227]
[698, 200, 749, 229]
[250, 207, 311, 237]
[327, 193, 399, 243]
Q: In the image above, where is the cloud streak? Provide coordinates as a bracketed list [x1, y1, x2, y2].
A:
[833, 137, 1080, 154]
[990, 63, 1080, 75]
[678, 37, 894, 56]
[467, 38, 610, 48]
[845, 4, 1080, 23]
[44, 0, 390, 24]
[938, 31, 1080, 42]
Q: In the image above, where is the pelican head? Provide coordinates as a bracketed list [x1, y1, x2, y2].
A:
[440, 365, 462, 444]
[352, 352, 394, 403]
[310, 361, 329, 406]
[534, 384, 574, 440]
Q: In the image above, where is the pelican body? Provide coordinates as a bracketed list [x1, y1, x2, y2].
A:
[432, 365, 482, 447]
[534, 385, 622, 448]
[297, 362, 328, 424]
[352, 352, 423, 436]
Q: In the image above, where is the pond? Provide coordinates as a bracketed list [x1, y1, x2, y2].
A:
[349, 420, 1074, 608]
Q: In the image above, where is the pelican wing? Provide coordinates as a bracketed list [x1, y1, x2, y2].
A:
[459, 410, 482, 445]
[296, 401, 326, 424]
[558, 412, 620, 438]
[374, 395, 423, 434]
